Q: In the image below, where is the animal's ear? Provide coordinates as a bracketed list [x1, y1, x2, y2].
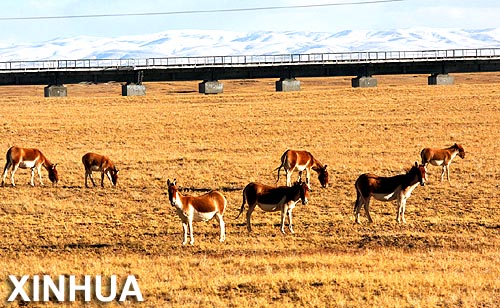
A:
[116, 170, 120, 174]
[324, 165, 328, 170]
[173, 179, 177, 186]
[415, 162, 418, 167]
[53, 163, 58, 168]
[167, 179, 171, 186]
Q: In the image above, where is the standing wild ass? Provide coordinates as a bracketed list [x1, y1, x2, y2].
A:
[354, 162, 427, 224]
[275, 149, 329, 188]
[167, 179, 226, 245]
[1, 146, 59, 187]
[420, 143, 465, 181]
[236, 181, 310, 234]
[82, 152, 119, 188]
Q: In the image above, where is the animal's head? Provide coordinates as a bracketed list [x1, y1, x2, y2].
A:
[110, 167, 119, 186]
[294, 180, 310, 205]
[413, 162, 427, 186]
[48, 164, 59, 184]
[317, 165, 329, 188]
[167, 179, 178, 207]
[454, 143, 466, 159]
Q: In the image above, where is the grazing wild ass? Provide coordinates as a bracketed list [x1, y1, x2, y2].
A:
[1, 146, 58, 187]
[354, 162, 427, 224]
[167, 179, 226, 245]
[236, 181, 310, 234]
[275, 149, 329, 188]
[82, 152, 119, 188]
[420, 143, 465, 181]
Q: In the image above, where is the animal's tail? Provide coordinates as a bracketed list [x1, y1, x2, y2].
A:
[235, 186, 248, 219]
[274, 149, 289, 183]
[1, 147, 13, 185]
[420, 148, 428, 166]
[353, 181, 362, 213]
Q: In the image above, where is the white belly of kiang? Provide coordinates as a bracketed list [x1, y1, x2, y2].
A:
[90, 165, 102, 172]
[257, 196, 286, 212]
[19, 160, 37, 169]
[373, 191, 398, 202]
[430, 159, 444, 166]
[192, 210, 216, 222]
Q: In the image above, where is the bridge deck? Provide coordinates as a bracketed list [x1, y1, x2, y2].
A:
[1, 48, 500, 85]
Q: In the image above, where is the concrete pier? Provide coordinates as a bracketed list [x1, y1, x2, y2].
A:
[428, 74, 455, 85]
[122, 83, 146, 96]
[276, 78, 301, 92]
[351, 76, 378, 88]
[199, 80, 223, 94]
[44, 85, 67, 97]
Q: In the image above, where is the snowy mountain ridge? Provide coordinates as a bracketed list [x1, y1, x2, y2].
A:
[1, 27, 500, 61]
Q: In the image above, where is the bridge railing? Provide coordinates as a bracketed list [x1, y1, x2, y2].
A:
[1, 48, 500, 71]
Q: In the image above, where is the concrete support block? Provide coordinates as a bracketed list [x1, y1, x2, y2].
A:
[351, 76, 378, 88]
[44, 85, 67, 97]
[122, 83, 146, 96]
[276, 78, 301, 92]
[199, 80, 223, 94]
[428, 74, 455, 85]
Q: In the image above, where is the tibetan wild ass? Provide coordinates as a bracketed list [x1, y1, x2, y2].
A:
[236, 181, 310, 234]
[82, 152, 119, 188]
[167, 179, 226, 245]
[354, 162, 427, 224]
[275, 149, 329, 188]
[1, 146, 58, 187]
[420, 143, 465, 181]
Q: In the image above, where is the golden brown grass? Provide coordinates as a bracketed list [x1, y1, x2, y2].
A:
[0, 73, 499, 307]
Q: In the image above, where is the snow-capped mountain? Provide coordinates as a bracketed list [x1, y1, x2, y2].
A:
[1, 27, 500, 61]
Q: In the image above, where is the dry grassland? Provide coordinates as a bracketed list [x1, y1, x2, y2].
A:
[0, 73, 499, 307]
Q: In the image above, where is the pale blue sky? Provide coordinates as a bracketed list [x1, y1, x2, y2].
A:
[0, 0, 499, 43]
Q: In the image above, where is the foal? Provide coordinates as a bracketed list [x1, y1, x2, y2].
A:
[354, 162, 427, 224]
[275, 149, 329, 188]
[420, 143, 465, 181]
[82, 152, 119, 188]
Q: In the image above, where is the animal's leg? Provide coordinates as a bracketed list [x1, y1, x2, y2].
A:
[364, 198, 373, 223]
[354, 192, 363, 224]
[84, 171, 89, 188]
[30, 167, 36, 186]
[297, 170, 302, 183]
[10, 164, 19, 187]
[89, 171, 96, 187]
[286, 170, 292, 186]
[85, 170, 95, 188]
[1, 161, 11, 186]
[182, 222, 188, 245]
[101, 171, 105, 187]
[36, 164, 43, 186]
[188, 219, 194, 245]
[440, 166, 446, 181]
[401, 198, 407, 224]
[396, 195, 407, 223]
[280, 207, 286, 234]
[105, 170, 113, 185]
[305, 168, 311, 186]
[446, 164, 451, 181]
[215, 213, 225, 242]
[287, 208, 294, 234]
[245, 204, 256, 232]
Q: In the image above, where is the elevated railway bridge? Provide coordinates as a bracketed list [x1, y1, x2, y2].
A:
[1, 48, 500, 96]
